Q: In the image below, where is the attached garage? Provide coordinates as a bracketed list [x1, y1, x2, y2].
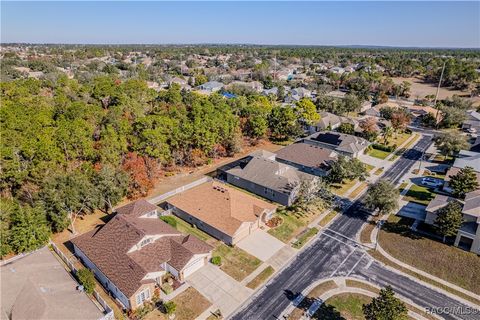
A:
[182, 256, 207, 278]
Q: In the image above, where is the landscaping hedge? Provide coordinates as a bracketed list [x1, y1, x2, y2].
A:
[372, 143, 396, 152]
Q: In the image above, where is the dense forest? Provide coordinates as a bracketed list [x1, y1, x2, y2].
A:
[0, 75, 312, 256]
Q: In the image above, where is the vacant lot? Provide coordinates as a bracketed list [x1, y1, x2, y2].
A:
[212, 244, 261, 281]
[145, 288, 211, 320]
[403, 184, 435, 205]
[379, 215, 480, 294]
[391, 77, 476, 101]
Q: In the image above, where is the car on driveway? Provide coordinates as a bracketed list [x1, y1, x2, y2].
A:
[421, 177, 443, 187]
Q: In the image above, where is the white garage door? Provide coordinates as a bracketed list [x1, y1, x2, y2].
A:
[183, 258, 205, 278]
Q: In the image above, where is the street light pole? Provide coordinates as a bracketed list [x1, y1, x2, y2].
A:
[434, 61, 446, 129]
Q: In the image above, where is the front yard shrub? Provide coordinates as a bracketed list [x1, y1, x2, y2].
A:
[161, 283, 173, 295]
[160, 216, 177, 228]
[372, 143, 396, 152]
[210, 256, 222, 266]
[163, 301, 177, 315]
[77, 268, 95, 294]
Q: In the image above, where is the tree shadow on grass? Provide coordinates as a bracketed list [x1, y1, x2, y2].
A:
[312, 303, 345, 320]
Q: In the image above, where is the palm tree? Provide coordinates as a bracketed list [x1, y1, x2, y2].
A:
[382, 126, 393, 145]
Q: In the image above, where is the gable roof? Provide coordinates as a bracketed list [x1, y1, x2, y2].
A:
[1, 247, 103, 320]
[228, 156, 315, 195]
[72, 200, 212, 297]
[305, 131, 370, 154]
[425, 194, 457, 213]
[452, 152, 480, 172]
[463, 190, 480, 218]
[115, 199, 158, 218]
[166, 181, 277, 237]
[275, 143, 338, 170]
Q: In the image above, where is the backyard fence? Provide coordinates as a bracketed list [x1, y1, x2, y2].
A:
[148, 176, 212, 205]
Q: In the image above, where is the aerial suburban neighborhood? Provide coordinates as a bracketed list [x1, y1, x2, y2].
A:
[1, 1, 480, 320]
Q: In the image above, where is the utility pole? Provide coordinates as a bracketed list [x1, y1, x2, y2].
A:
[434, 61, 446, 129]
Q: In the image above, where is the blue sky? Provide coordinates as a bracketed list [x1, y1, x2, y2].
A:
[1, 1, 479, 47]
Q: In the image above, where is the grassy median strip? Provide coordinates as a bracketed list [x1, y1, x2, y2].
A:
[212, 244, 261, 282]
[292, 227, 319, 249]
[317, 293, 371, 320]
[319, 211, 338, 227]
[289, 280, 338, 320]
[246, 266, 275, 289]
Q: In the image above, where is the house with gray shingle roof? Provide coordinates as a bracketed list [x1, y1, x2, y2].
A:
[424, 190, 480, 254]
[225, 152, 316, 206]
[71, 199, 212, 310]
[302, 131, 370, 158]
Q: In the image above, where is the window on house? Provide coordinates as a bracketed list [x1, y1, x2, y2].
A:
[136, 288, 151, 306]
[140, 238, 151, 247]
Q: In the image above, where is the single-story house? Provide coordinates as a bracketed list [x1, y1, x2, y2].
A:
[425, 191, 480, 254]
[196, 81, 224, 93]
[225, 152, 316, 206]
[291, 87, 311, 100]
[275, 143, 338, 177]
[1, 247, 106, 320]
[72, 200, 212, 310]
[309, 112, 360, 133]
[302, 131, 370, 158]
[166, 181, 277, 245]
[228, 81, 263, 93]
[407, 105, 443, 124]
[462, 110, 480, 132]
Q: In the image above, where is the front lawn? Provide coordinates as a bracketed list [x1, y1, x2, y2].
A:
[145, 288, 211, 320]
[314, 293, 371, 320]
[331, 179, 358, 196]
[367, 148, 391, 160]
[246, 266, 275, 289]
[386, 132, 412, 147]
[379, 215, 480, 294]
[212, 244, 261, 281]
[268, 203, 325, 243]
[402, 184, 435, 205]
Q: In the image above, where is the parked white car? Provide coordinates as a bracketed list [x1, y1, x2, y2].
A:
[421, 177, 443, 187]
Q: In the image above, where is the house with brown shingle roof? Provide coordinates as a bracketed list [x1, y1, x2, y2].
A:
[166, 181, 277, 245]
[71, 200, 212, 310]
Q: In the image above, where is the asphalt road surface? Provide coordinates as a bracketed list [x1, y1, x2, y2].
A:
[230, 135, 479, 320]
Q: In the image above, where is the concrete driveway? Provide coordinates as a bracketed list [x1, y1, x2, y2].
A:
[186, 264, 251, 317]
[396, 202, 427, 220]
[236, 229, 285, 261]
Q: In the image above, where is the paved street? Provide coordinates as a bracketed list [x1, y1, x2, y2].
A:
[230, 135, 479, 320]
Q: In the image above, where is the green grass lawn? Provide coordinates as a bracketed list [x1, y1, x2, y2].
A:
[403, 184, 435, 205]
[268, 203, 325, 243]
[212, 244, 261, 281]
[379, 215, 480, 295]
[168, 216, 215, 243]
[331, 179, 358, 196]
[314, 293, 371, 320]
[246, 266, 275, 289]
[386, 132, 412, 147]
[292, 227, 318, 249]
[364, 163, 375, 172]
[367, 148, 391, 160]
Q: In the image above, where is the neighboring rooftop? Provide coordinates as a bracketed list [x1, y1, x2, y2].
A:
[305, 131, 370, 155]
[166, 181, 277, 237]
[463, 190, 480, 219]
[425, 194, 456, 213]
[227, 156, 315, 194]
[275, 143, 338, 170]
[1, 247, 104, 320]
